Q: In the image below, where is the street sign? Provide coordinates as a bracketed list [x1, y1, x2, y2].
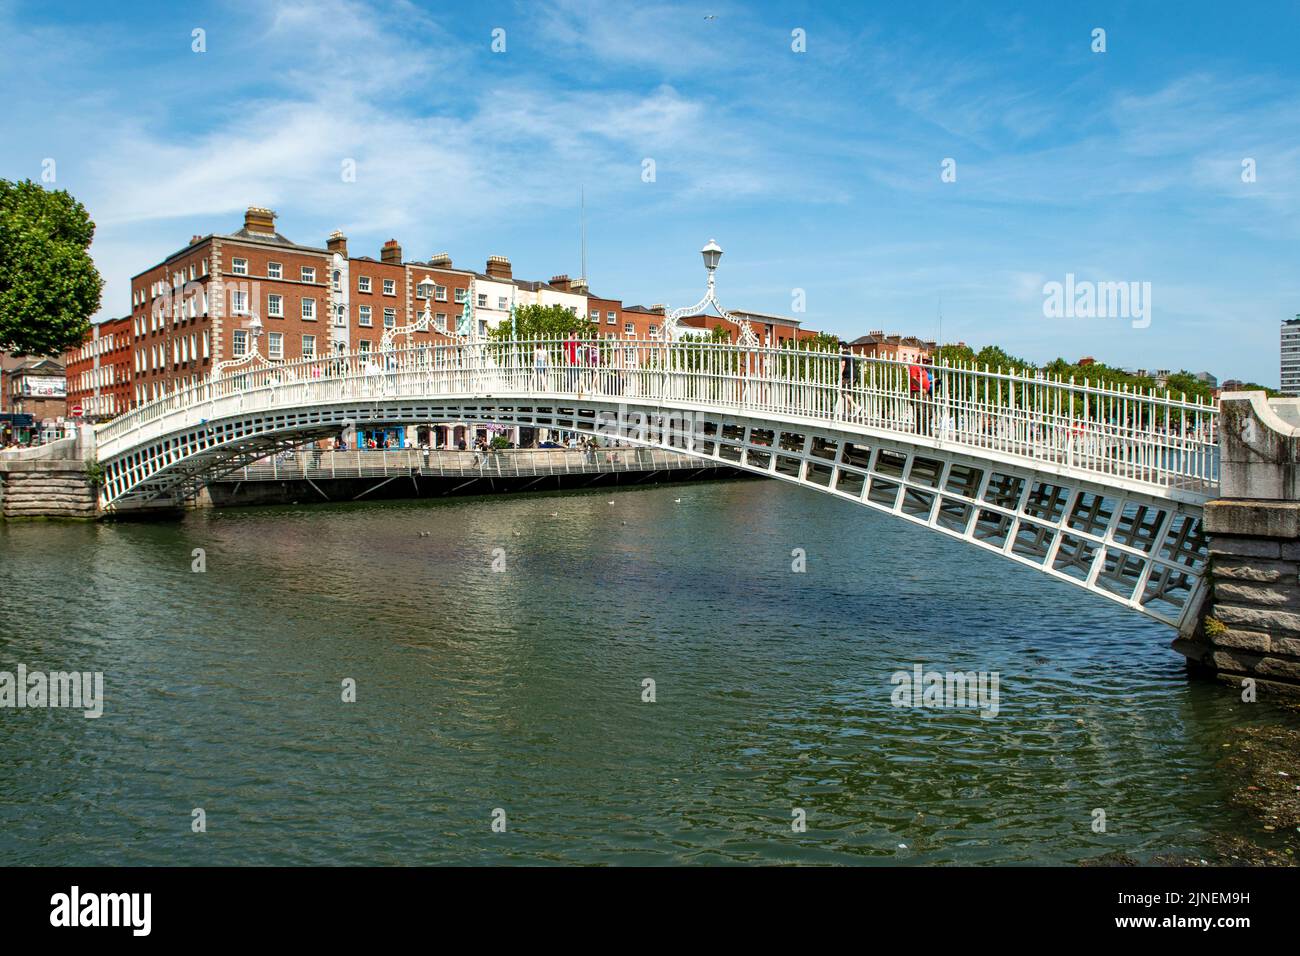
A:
[71, 405, 83, 417]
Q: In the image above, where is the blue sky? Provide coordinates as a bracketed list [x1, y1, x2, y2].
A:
[2, 0, 1298, 384]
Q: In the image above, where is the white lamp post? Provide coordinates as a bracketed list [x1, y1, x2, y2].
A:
[662, 239, 757, 345]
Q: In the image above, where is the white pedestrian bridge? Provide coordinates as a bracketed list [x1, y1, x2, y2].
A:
[94, 339, 1220, 630]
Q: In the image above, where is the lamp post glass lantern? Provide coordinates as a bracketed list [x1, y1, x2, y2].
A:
[702, 239, 722, 272]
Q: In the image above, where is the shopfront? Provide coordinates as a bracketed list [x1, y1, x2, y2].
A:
[358, 427, 407, 450]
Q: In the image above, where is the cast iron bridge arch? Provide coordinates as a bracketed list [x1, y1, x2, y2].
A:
[93, 339, 1219, 631]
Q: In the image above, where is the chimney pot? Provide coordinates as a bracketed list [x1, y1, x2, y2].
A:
[429, 252, 452, 268]
[485, 255, 512, 280]
[327, 230, 348, 256]
[244, 206, 277, 235]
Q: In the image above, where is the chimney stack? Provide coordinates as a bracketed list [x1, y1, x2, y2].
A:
[485, 255, 512, 280]
[429, 252, 452, 268]
[381, 239, 402, 264]
[327, 230, 348, 256]
[650, 304, 666, 315]
[190, 235, 203, 245]
[549, 274, 570, 291]
[570, 276, 589, 295]
[244, 206, 276, 235]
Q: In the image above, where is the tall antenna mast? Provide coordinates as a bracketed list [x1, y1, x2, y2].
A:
[580, 186, 587, 282]
[938, 295, 943, 352]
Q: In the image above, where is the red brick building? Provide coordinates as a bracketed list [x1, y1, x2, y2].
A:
[115, 206, 829, 412]
[678, 309, 818, 347]
[847, 331, 935, 363]
[63, 315, 132, 420]
[2, 355, 66, 421]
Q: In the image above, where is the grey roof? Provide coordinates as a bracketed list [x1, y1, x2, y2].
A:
[224, 227, 326, 251]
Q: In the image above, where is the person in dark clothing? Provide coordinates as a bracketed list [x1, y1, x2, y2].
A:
[839, 342, 860, 419]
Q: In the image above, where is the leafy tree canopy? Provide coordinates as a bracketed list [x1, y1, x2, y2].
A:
[0, 179, 102, 356]
[487, 303, 594, 342]
[794, 331, 841, 352]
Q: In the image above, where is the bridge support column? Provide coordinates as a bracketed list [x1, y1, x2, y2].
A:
[1177, 392, 1300, 696]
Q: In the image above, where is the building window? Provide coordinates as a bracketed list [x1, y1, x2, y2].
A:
[384, 308, 396, 328]
[301, 266, 315, 283]
[358, 275, 371, 293]
[607, 311, 616, 324]
[231, 257, 248, 275]
[267, 332, 283, 360]
[454, 288, 467, 304]
[230, 290, 248, 314]
[624, 323, 634, 336]
[359, 305, 372, 326]
[334, 305, 345, 327]
[590, 310, 600, 321]
[302, 335, 316, 359]
[435, 285, 447, 301]
[358, 340, 371, 353]
[498, 297, 508, 310]
[435, 313, 447, 331]
[267, 261, 282, 279]
[383, 278, 396, 296]
[648, 324, 659, 338]
[267, 294, 283, 318]
[232, 330, 248, 357]
[301, 299, 316, 321]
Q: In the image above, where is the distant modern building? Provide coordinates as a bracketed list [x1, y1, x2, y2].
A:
[1282, 315, 1300, 396]
[1193, 370, 1218, 389]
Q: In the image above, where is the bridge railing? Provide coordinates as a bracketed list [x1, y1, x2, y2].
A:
[96, 337, 1219, 491]
[221, 446, 705, 481]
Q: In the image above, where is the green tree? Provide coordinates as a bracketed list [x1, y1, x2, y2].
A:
[934, 342, 975, 365]
[792, 331, 841, 352]
[487, 303, 594, 342]
[973, 344, 1035, 372]
[1234, 381, 1282, 397]
[0, 179, 103, 355]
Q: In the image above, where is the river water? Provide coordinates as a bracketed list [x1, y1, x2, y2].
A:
[0, 479, 1292, 865]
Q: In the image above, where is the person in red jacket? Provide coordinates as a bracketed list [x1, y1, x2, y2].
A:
[908, 356, 934, 435]
[564, 331, 580, 393]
